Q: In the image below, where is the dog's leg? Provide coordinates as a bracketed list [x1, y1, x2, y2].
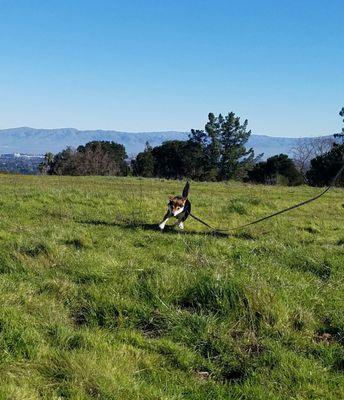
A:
[159, 212, 171, 230]
[159, 218, 169, 230]
[176, 214, 185, 230]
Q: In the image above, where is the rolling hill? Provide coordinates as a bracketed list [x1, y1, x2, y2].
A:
[0, 127, 331, 158]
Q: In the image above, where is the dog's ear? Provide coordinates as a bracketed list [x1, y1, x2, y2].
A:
[182, 197, 187, 204]
[182, 181, 190, 198]
[168, 195, 174, 200]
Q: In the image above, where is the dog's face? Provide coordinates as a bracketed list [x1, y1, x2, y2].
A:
[168, 195, 186, 216]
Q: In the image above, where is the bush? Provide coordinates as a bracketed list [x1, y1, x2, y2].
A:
[306, 144, 344, 186]
[246, 154, 303, 186]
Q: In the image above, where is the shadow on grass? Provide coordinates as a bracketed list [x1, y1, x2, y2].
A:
[78, 219, 230, 238]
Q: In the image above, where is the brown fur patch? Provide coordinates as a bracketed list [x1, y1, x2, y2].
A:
[170, 196, 186, 213]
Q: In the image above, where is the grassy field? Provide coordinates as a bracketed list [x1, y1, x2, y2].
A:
[0, 175, 343, 399]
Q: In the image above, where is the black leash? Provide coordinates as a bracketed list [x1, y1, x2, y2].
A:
[189, 162, 344, 233]
[189, 212, 217, 231]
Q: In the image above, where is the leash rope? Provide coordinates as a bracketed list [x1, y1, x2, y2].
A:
[189, 161, 344, 233]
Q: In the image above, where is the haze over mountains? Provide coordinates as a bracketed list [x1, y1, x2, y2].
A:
[0, 127, 330, 159]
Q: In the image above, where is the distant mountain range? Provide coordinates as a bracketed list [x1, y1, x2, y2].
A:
[0, 127, 331, 159]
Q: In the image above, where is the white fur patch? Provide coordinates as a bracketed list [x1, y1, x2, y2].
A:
[173, 206, 184, 216]
[159, 218, 169, 230]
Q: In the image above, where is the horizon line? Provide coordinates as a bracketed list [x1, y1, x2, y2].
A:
[0, 126, 334, 140]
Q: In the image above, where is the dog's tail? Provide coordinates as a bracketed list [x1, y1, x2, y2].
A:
[182, 181, 190, 198]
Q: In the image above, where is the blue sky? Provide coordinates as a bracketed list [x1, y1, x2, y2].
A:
[0, 0, 342, 137]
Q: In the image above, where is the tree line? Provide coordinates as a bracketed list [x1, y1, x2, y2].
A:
[39, 109, 344, 187]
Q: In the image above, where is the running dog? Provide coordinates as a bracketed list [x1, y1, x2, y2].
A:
[159, 182, 191, 230]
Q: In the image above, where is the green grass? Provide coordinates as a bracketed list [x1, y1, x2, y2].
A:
[0, 174, 343, 399]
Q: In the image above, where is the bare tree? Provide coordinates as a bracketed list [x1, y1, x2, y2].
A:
[291, 137, 334, 176]
[311, 137, 335, 155]
[334, 107, 344, 144]
[291, 140, 314, 176]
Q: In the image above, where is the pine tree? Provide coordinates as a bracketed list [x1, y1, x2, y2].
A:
[189, 111, 255, 180]
[205, 113, 222, 178]
[38, 152, 54, 174]
[218, 112, 255, 180]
